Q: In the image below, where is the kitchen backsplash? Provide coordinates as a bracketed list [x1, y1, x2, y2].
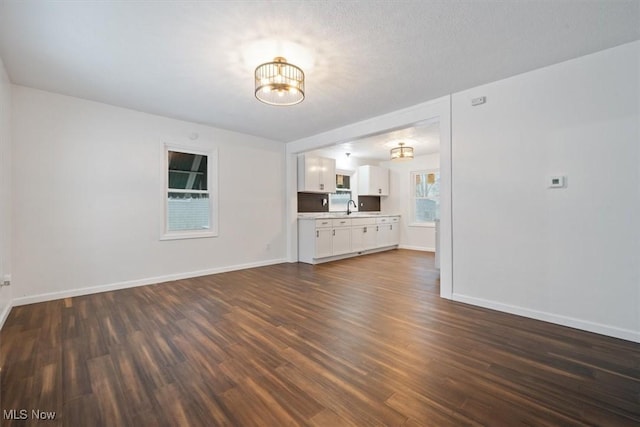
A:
[357, 196, 381, 212]
[297, 192, 382, 213]
[297, 192, 329, 213]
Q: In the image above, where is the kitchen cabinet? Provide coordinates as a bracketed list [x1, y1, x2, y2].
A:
[376, 216, 400, 248]
[298, 215, 400, 264]
[299, 218, 352, 263]
[315, 220, 333, 258]
[351, 218, 377, 252]
[357, 165, 389, 196]
[332, 218, 352, 256]
[298, 155, 336, 193]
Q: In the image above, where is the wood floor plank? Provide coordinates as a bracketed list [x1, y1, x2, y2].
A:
[385, 391, 479, 427]
[86, 354, 133, 426]
[62, 394, 102, 427]
[2, 249, 639, 426]
[308, 408, 359, 427]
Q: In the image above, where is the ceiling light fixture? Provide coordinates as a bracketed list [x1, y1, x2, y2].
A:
[390, 142, 414, 160]
[255, 57, 305, 106]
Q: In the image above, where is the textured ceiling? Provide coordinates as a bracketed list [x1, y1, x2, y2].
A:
[0, 1, 638, 142]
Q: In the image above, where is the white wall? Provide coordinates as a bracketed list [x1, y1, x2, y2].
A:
[12, 86, 287, 304]
[0, 57, 11, 326]
[451, 41, 640, 342]
[381, 153, 440, 251]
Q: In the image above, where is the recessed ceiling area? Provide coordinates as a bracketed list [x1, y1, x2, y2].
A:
[0, 1, 638, 142]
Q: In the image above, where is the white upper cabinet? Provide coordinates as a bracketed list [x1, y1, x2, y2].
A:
[298, 155, 337, 193]
[357, 165, 389, 196]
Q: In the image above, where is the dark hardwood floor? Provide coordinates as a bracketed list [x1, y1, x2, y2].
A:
[1, 249, 639, 426]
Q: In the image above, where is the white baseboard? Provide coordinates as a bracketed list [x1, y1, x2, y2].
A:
[0, 299, 12, 330]
[398, 245, 435, 252]
[12, 258, 287, 307]
[452, 293, 640, 344]
[303, 246, 398, 265]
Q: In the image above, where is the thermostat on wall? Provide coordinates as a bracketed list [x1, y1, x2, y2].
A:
[548, 175, 566, 188]
[471, 96, 486, 106]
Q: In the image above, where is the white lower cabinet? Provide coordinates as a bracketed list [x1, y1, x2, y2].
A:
[315, 227, 333, 258]
[332, 218, 352, 255]
[376, 216, 400, 248]
[299, 216, 400, 264]
[313, 219, 333, 258]
[351, 218, 377, 252]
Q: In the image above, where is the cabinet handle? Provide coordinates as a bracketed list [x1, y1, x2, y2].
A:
[378, 188, 381, 194]
[316, 230, 319, 238]
[390, 225, 393, 230]
[332, 230, 335, 236]
[363, 227, 367, 233]
[376, 226, 379, 231]
[320, 183, 324, 190]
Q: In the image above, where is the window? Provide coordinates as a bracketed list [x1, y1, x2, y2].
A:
[329, 173, 353, 212]
[162, 146, 218, 239]
[329, 190, 352, 212]
[411, 170, 440, 225]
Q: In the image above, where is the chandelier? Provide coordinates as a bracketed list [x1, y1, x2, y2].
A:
[255, 57, 305, 106]
[390, 142, 414, 160]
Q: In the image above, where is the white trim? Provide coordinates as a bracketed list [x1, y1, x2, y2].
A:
[286, 152, 299, 263]
[408, 222, 436, 228]
[399, 244, 435, 252]
[159, 231, 217, 241]
[452, 293, 640, 344]
[13, 258, 286, 307]
[439, 97, 452, 300]
[162, 144, 219, 240]
[166, 189, 209, 195]
[0, 299, 12, 330]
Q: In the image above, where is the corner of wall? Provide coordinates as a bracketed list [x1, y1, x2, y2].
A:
[0, 55, 13, 330]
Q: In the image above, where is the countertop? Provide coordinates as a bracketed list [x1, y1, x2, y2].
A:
[298, 213, 401, 220]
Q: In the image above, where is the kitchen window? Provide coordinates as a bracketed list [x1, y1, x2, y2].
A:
[162, 145, 218, 240]
[329, 173, 353, 212]
[411, 169, 440, 226]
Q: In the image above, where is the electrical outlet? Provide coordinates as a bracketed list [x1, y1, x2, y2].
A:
[1, 274, 10, 287]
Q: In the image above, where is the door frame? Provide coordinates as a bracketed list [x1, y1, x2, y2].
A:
[285, 96, 453, 299]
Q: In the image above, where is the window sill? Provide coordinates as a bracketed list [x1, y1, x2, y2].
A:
[160, 230, 218, 241]
[409, 222, 436, 228]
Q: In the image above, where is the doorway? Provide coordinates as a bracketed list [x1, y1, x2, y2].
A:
[285, 96, 452, 299]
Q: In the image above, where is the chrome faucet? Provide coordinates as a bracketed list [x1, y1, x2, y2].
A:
[347, 199, 357, 215]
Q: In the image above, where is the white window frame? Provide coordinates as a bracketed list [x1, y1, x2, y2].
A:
[161, 144, 219, 240]
[410, 169, 439, 228]
[329, 170, 354, 212]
